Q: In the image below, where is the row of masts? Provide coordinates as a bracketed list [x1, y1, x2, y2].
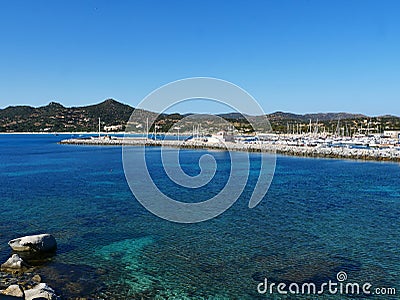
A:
[98, 116, 383, 139]
[286, 119, 383, 137]
[143, 118, 235, 141]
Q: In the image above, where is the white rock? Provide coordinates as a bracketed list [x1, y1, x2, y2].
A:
[0, 254, 26, 270]
[24, 283, 59, 300]
[8, 234, 57, 252]
[0, 284, 24, 298]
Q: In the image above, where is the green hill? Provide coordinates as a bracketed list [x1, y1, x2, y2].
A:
[0, 99, 399, 133]
[0, 99, 134, 132]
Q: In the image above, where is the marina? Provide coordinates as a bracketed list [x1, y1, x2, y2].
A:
[60, 133, 400, 162]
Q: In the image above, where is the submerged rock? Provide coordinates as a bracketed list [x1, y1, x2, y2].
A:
[24, 283, 59, 300]
[8, 234, 57, 253]
[31, 274, 42, 283]
[1, 254, 28, 271]
[35, 262, 101, 298]
[0, 284, 24, 298]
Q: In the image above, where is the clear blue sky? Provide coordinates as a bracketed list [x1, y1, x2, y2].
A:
[0, 0, 399, 115]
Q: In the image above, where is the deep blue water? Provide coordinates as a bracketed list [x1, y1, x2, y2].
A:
[0, 134, 399, 299]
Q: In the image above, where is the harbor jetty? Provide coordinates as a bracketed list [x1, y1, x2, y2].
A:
[59, 135, 400, 162]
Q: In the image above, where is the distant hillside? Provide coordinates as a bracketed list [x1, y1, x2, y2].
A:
[0, 99, 134, 132]
[219, 111, 368, 122]
[0, 99, 399, 133]
[268, 111, 367, 121]
[217, 112, 250, 120]
[82, 99, 134, 126]
[303, 112, 367, 121]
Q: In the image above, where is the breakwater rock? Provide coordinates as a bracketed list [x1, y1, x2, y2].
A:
[60, 137, 400, 162]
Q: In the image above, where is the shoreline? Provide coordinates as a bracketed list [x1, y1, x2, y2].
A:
[59, 137, 400, 163]
[0, 131, 188, 136]
[0, 131, 122, 135]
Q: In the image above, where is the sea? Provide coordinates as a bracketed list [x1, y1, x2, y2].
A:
[0, 134, 399, 299]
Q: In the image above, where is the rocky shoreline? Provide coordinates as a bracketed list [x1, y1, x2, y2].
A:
[1, 234, 157, 299]
[0, 234, 59, 299]
[0, 234, 102, 300]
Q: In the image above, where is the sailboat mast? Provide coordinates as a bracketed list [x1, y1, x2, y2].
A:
[146, 117, 149, 140]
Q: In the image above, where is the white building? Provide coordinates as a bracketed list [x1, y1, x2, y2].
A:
[384, 130, 400, 139]
[104, 124, 123, 132]
[207, 131, 235, 143]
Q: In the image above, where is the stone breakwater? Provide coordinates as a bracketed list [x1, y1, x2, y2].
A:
[59, 137, 400, 162]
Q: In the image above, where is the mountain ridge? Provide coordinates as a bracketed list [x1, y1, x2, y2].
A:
[0, 99, 399, 132]
[0, 99, 396, 119]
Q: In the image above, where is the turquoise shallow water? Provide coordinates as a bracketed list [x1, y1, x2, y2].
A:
[0, 134, 399, 299]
